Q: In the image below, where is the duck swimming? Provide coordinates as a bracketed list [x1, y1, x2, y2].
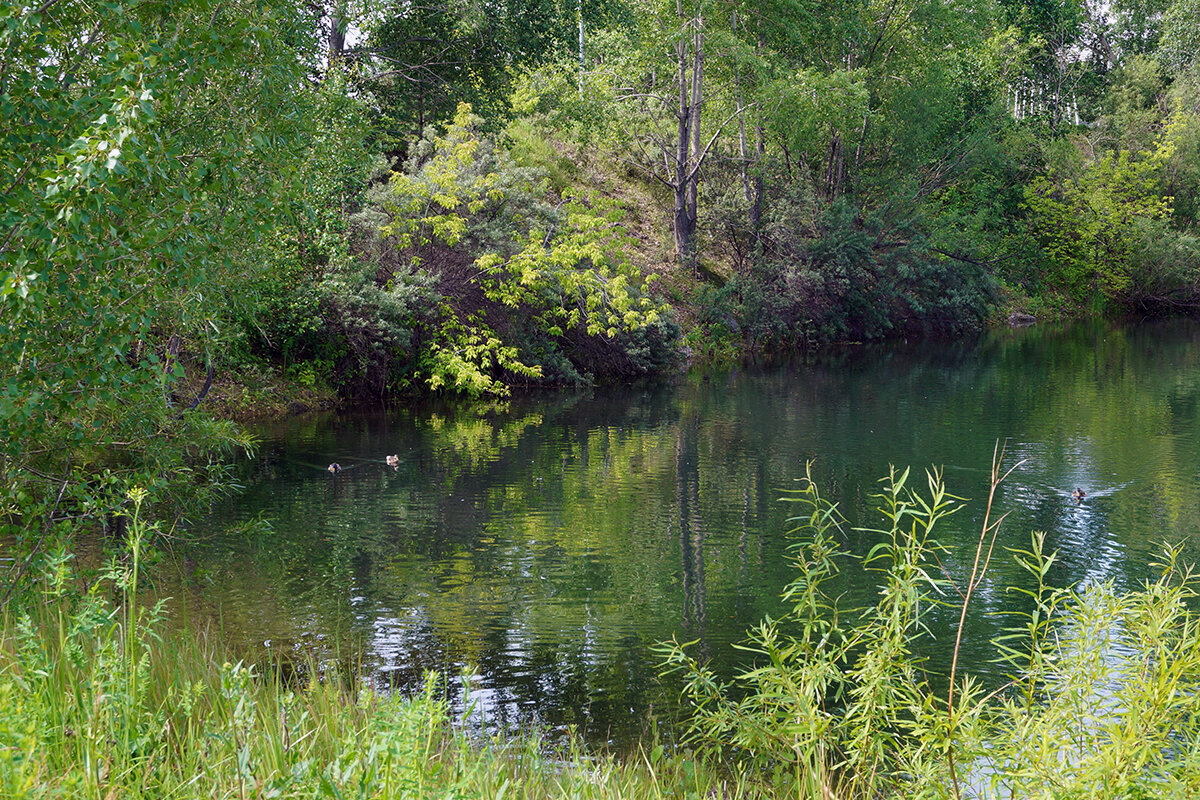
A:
[385, 454, 399, 468]
[328, 463, 342, 474]
[1072, 487, 1086, 503]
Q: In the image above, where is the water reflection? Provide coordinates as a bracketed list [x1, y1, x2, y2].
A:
[171, 319, 1200, 746]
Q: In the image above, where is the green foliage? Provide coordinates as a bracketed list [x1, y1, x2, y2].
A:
[660, 465, 964, 796]
[1024, 137, 1177, 309]
[354, 0, 634, 149]
[1163, 70, 1200, 228]
[424, 314, 543, 396]
[1111, 0, 1171, 56]
[765, 69, 869, 176]
[1157, 0, 1200, 76]
[1103, 55, 1169, 153]
[504, 117, 580, 194]
[487, 0, 1200, 339]
[244, 98, 680, 400]
[0, 0, 325, 586]
[312, 257, 439, 397]
[231, 72, 398, 393]
[991, 537, 1200, 796]
[372, 104, 677, 396]
[705, 192, 992, 351]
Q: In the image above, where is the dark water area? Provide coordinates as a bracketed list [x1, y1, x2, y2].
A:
[166, 319, 1200, 746]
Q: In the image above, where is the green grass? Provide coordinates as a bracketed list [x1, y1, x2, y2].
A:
[0, 498, 762, 798]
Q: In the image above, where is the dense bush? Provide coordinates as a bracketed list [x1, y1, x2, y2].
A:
[352, 104, 679, 396]
[0, 0, 330, 581]
[702, 192, 993, 352]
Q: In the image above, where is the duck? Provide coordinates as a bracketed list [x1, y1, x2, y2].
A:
[328, 463, 342, 474]
[1071, 487, 1086, 503]
[385, 454, 400, 468]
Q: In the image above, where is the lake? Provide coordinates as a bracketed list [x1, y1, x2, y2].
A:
[168, 319, 1200, 746]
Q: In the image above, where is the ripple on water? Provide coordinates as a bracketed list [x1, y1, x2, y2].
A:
[176, 320, 1200, 747]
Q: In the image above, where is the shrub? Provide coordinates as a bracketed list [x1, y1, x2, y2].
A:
[364, 104, 678, 396]
[661, 461, 1200, 799]
[703, 194, 992, 352]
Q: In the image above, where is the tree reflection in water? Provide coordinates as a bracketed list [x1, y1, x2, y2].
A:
[168, 319, 1200, 747]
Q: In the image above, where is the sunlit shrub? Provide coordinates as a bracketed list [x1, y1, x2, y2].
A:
[365, 104, 678, 396]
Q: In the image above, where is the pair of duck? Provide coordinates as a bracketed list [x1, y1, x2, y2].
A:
[328, 455, 400, 474]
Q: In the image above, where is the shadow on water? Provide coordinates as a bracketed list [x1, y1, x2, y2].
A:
[161, 318, 1200, 747]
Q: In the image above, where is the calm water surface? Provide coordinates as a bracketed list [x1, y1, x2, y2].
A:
[171, 320, 1200, 745]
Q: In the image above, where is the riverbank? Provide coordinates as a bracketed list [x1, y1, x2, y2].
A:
[168, 360, 338, 422]
[190, 266, 1059, 424]
[0, 592, 758, 799]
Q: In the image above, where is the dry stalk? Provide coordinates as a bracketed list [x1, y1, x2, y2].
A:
[946, 441, 1023, 800]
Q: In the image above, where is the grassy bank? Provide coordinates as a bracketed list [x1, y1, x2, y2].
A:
[0, 499, 760, 799]
[0, 608, 753, 799]
[8, 467, 1200, 799]
[0, 603, 760, 799]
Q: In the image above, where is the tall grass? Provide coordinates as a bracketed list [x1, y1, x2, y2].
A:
[660, 459, 1200, 798]
[0, 493, 763, 799]
[8, 468, 1200, 799]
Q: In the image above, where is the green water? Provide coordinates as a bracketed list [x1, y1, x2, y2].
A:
[174, 320, 1200, 745]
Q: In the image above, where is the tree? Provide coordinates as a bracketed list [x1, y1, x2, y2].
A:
[354, 0, 632, 150]
[1024, 138, 1175, 306]
[670, 0, 707, 263]
[1109, 0, 1170, 57]
[998, 0, 1093, 127]
[0, 0, 335, 578]
[1158, 0, 1200, 76]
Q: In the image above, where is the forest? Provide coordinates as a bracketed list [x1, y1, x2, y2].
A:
[8, 0, 1200, 796]
[8, 0, 1200, 530]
